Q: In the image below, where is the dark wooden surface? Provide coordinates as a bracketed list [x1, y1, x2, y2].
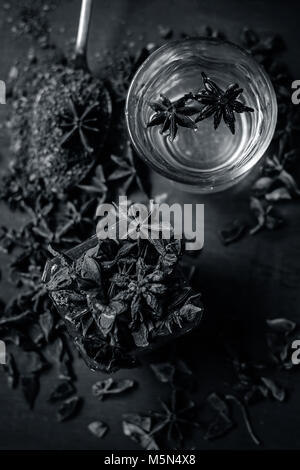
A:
[0, 0, 300, 450]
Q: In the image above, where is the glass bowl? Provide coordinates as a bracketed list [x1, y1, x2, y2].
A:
[125, 38, 277, 193]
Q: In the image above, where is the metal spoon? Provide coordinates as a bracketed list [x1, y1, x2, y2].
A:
[11, 0, 112, 196]
[75, 0, 93, 70]
[72, 0, 112, 149]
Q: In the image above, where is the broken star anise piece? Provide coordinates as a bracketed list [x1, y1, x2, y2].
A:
[60, 97, 101, 154]
[147, 94, 198, 141]
[88, 421, 109, 439]
[195, 72, 254, 134]
[92, 377, 135, 400]
[249, 197, 283, 235]
[122, 413, 159, 450]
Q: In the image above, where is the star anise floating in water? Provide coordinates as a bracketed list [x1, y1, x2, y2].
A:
[195, 72, 254, 134]
[60, 98, 100, 154]
[146, 72, 254, 139]
[147, 94, 198, 141]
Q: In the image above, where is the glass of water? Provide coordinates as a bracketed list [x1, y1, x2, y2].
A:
[125, 38, 277, 193]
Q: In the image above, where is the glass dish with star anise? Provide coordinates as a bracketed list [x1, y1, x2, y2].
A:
[42, 207, 203, 373]
[126, 38, 277, 193]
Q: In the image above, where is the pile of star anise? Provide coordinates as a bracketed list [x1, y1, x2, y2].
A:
[45, 232, 203, 373]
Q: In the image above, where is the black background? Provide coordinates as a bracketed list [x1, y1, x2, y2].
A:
[0, 0, 300, 450]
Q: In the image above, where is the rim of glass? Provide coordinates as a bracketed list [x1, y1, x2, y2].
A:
[125, 37, 278, 188]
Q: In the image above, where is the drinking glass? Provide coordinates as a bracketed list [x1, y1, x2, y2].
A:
[125, 38, 277, 193]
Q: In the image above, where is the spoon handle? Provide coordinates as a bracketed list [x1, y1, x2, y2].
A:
[75, 0, 93, 69]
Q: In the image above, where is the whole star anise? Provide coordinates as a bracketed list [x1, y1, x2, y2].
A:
[149, 390, 199, 446]
[60, 97, 100, 153]
[147, 94, 198, 141]
[195, 72, 254, 134]
[18, 266, 49, 312]
[111, 257, 167, 326]
[108, 141, 146, 195]
[124, 200, 173, 242]
[78, 164, 108, 204]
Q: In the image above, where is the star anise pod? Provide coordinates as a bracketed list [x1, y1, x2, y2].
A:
[55, 200, 93, 239]
[147, 94, 198, 141]
[32, 218, 81, 246]
[123, 200, 173, 242]
[87, 293, 128, 343]
[111, 257, 167, 326]
[252, 146, 300, 200]
[21, 196, 54, 229]
[149, 389, 199, 446]
[17, 266, 49, 313]
[97, 199, 172, 248]
[0, 226, 26, 254]
[60, 97, 101, 154]
[107, 141, 146, 195]
[78, 165, 108, 204]
[195, 72, 254, 134]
